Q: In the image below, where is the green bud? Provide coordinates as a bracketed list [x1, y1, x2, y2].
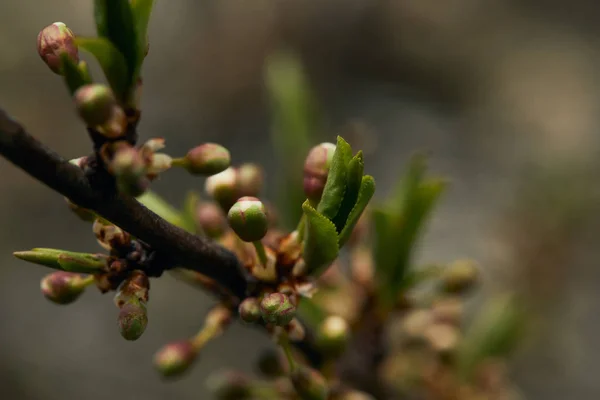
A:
[37, 22, 79, 74]
[317, 315, 350, 356]
[260, 293, 296, 326]
[97, 106, 127, 139]
[195, 202, 227, 238]
[14, 248, 108, 274]
[205, 167, 238, 210]
[290, 365, 329, 400]
[154, 340, 198, 378]
[74, 84, 116, 127]
[206, 370, 252, 400]
[182, 143, 230, 175]
[111, 146, 150, 197]
[40, 271, 89, 305]
[237, 163, 263, 197]
[227, 196, 269, 242]
[441, 260, 480, 294]
[117, 297, 148, 341]
[238, 297, 261, 324]
[303, 142, 336, 203]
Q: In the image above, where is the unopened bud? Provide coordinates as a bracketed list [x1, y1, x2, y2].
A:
[196, 202, 227, 238]
[154, 340, 198, 378]
[260, 293, 296, 326]
[239, 297, 261, 324]
[317, 315, 350, 356]
[98, 106, 127, 139]
[237, 163, 263, 197]
[181, 143, 230, 175]
[117, 297, 148, 341]
[303, 142, 336, 203]
[111, 146, 149, 196]
[290, 366, 329, 400]
[227, 197, 268, 242]
[205, 167, 238, 210]
[206, 370, 252, 400]
[40, 271, 88, 304]
[441, 260, 479, 294]
[74, 84, 116, 126]
[37, 22, 79, 74]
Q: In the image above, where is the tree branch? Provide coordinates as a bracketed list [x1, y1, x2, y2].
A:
[0, 109, 248, 299]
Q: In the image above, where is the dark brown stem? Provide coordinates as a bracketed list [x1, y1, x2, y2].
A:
[0, 109, 248, 299]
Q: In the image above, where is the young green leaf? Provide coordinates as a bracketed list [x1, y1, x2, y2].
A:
[317, 136, 352, 220]
[131, 0, 154, 55]
[76, 37, 129, 100]
[338, 175, 375, 248]
[302, 201, 340, 278]
[457, 293, 526, 381]
[13, 248, 107, 274]
[136, 190, 184, 228]
[61, 54, 91, 95]
[265, 51, 316, 229]
[94, 0, 139, 90]
[331, 151, 364, 232]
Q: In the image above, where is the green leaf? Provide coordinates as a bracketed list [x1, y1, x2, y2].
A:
[373, 156, 447, 306]
[331, 150, 364, 232]
[457, 293, 525, 381]
[13, 248, 108, 274]
[297, 297, 327, 328]
[317, 136, 352, 220]
[61, 54, 91, 95]
[76, 37, 129, 99]
[302, 201, 340, 278]
[94, 0, 139, 92]
[338, 175, 375, 247]
[136, 191, 184, 228]
[181, 191, 201, 234]
[131, 0, 154, 53]
[265, 51, 317, 229]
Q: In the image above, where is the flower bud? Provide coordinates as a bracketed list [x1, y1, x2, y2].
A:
[260, 293, 296, 326]
[182, 143, 230, 175]
[238, 297, 261, 324]
[206, 370, 252, 400]
[290, 366, 329, 400]
[303, 142, 336, 203]
[117, 297, 148, 341]
[237, 163, 263, 197]
[316, 315, 350, 356]
[111, 146, 150, 196]
[196, 202, 227, 238]
[37, 22, 79, 74]
[40, 271, 88, 305]
[227, 197, 269, 242]
[154, 340, 198, 378]
[441, 260, 479, 294]
[74, 84, 116, 126]
[98, 106, 127, 139]
[205, 167, 238, 210]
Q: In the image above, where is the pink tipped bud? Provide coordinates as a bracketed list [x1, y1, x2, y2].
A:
[117, 297, 148, 341]
[303, 142, 336, 203]
[154, 340, 198, 378]
[182, 143, 230, 176]
[205, 167, 238, 210]
[195, 202, 228, 238]
[260, 293, 296, 326]
[237, 163, 263, 197]
[74, 84, 116, 127]
[238, 297, 261, 324]
[98, 106, 127, 139]
[40, 271, 88, 305]
[37, 22, 79, 74]
[227, 196, 269, 242]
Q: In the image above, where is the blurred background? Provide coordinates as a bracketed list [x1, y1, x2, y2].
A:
[1, 0, 599, 399]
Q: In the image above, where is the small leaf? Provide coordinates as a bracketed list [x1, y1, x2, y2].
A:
[131, 0, 154, 54]
[331, 151, 364, 232]
[94, 0, 139, 92]
[136, 191, 184, 228]
[317, 136, 352, 220]
[265, 51, 317, 229]
[14, 248, 107, 274]
[338, 175, 375, 248]
[76, 37, 129, 100]
[457, 293, 526, 381]
[61, 54, 90, 95]
[302, 201, 340, 278]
